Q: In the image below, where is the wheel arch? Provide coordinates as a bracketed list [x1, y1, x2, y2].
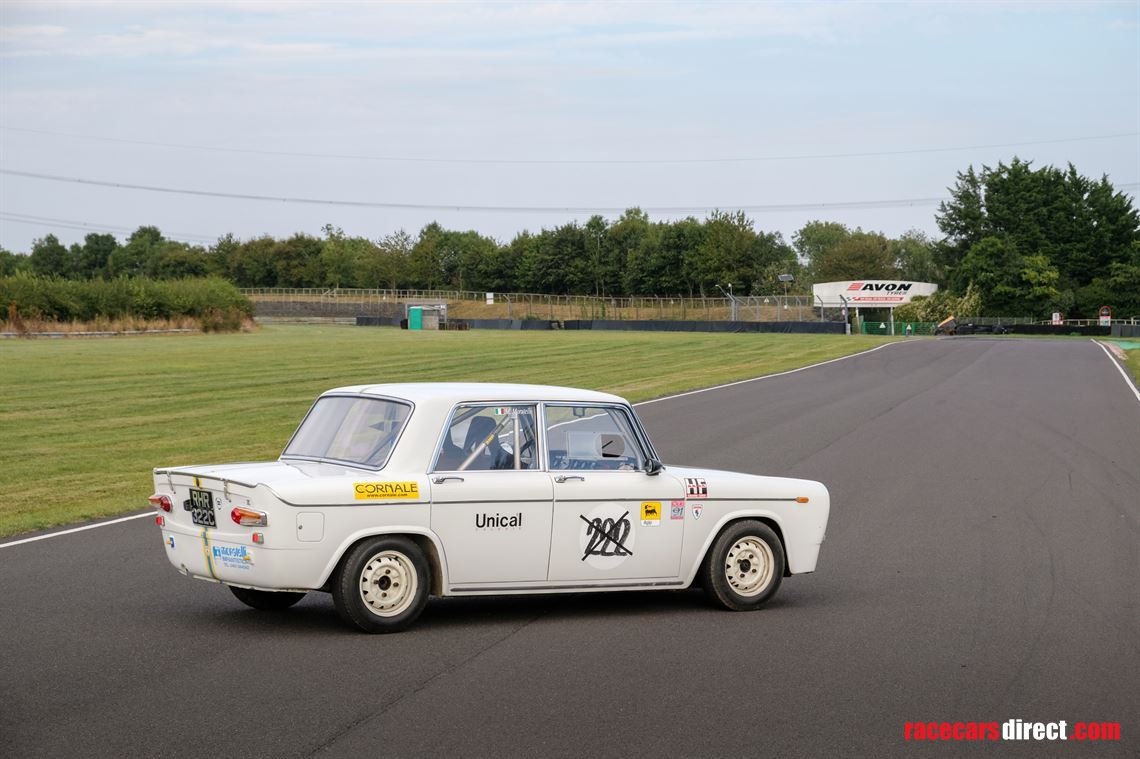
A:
[317, 528, 448, 594]
[687, 514, 790, 587]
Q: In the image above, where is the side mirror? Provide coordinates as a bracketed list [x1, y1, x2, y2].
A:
[644, 458, 664, 476]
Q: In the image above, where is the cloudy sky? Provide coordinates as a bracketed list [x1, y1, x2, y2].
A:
[1, 0, 1137, 252]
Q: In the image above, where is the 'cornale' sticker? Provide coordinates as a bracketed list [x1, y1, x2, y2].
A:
[354, 482, 420, 500]
[640, 501, 662, 526]
[670, 500, 685, 520]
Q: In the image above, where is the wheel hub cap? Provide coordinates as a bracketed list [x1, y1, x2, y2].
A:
[724, 537, 775, 597]
[359, 550, 417, 617]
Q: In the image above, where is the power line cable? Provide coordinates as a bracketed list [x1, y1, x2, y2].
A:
[0, 211, 218, 244]
[0, 167, 957, 213]
[2, 124, 1137, 166]
[3, 168, 1135, 216]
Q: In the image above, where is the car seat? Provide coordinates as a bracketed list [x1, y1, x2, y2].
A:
[463, 416, 511, 470]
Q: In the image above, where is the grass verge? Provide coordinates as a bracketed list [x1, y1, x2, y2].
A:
[0, 325, 901, 536]
[1126, 349, 1140, 384]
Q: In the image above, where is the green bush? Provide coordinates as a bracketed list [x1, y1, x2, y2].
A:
[894, 283, 982, 322]
[0, 275, 253, 328]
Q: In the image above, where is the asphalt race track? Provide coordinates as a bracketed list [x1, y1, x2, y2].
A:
[2, 338, 1138, 757]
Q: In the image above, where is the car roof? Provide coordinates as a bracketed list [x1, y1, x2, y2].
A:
[321, 382, 628, 406]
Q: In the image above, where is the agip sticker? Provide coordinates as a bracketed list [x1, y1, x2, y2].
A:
[354, 482, 420, 500]
[640, 501, 661, 526]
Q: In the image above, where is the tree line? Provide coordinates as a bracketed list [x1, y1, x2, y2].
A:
[2, 159, 1136, 318]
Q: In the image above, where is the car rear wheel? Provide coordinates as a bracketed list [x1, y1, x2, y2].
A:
[701, 520, 784, 611]
[332, 536, 430, 633]
[229, 586, 307, 610]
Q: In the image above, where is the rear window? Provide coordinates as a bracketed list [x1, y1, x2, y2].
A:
[283, 396, 411, 468]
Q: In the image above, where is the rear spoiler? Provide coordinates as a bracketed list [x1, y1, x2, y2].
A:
[154, 467, 260, 490]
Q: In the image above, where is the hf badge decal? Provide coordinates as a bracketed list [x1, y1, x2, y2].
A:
[640, 501, 661, 526]
[579, 505, 635, 569]
[685, 478, 708, 498]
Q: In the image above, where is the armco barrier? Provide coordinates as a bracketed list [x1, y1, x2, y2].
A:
[456, 319, 559, 330]
[355, 316, 404, 327]
[563, 319, 845, 334]
[1006, 324, 1110, 336]
[354, 316, 558, 330]
[1111, 324, 1140, 338]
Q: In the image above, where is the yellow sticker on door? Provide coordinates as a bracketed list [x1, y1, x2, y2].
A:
[354, 482, 420, 500]
[640, 501, 662, 526]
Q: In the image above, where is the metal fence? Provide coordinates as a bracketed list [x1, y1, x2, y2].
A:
[244, 288, 1140, 327]
[861, 320, 938, 336]
[954, 316, 1036, 326]
[239, 288, 835, 322]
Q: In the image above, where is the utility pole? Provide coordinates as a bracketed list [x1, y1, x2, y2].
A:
[778, 273, 794, 321]
[715, 284, 738, 321]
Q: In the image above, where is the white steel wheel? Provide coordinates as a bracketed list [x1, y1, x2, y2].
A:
[359, 550, 418, 617]
[333, 535, 430, 633]
[701, 520, 785, 611]
[724, 537, 775, 597]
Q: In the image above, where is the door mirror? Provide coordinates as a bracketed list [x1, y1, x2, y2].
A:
[644, 458, 664, 476]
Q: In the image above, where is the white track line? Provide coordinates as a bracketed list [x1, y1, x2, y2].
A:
[2, 339, 907, 548]
[0, 512, 153, 549]
[634, 340, 902, 406]
[1093, 340, 1140, 404]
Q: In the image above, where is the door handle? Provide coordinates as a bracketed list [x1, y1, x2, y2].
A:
[555, 475, 585, 483]
[432, 475, 465, 484]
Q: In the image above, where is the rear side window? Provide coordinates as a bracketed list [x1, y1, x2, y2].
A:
[284, 396, 411, 468]
[434, 405, 539, 471]
[545, 405, 646, 471]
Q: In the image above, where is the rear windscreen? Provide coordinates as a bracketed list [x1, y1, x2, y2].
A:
[283, 396, 411, 468]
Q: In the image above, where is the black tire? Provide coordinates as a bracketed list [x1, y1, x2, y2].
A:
[229, 585, 307, 610]
[332, 535, 430, 633]
[701, 520, 785, 611]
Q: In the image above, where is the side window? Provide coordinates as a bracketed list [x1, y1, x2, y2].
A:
[433, 405, 538, 471]
[545, 405, 646, 471]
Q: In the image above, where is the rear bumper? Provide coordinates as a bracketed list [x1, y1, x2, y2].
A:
[159, 524, 321, 591]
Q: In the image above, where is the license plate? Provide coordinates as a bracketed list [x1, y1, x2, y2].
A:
[188, 488, 216, 527]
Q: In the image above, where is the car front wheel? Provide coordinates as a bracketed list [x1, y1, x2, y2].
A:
[332, 536, 430, 633]
[702, 520, 784, 611]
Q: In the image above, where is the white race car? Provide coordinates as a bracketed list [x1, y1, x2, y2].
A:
[151, 383, 830, 632]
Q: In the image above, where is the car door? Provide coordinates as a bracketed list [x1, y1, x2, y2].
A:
[544, 403, 686, 583]
[429, 403, 553, 586]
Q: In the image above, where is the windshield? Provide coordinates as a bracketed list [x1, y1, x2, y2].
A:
[282, 395, 411, 468]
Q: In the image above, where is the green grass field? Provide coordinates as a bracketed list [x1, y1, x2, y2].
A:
[0, 325, 900, 537]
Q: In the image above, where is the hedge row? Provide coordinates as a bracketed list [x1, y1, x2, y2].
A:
[1, 275, 254, 329]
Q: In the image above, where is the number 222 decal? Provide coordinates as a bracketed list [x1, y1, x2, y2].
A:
[580, 512, 633, 560]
